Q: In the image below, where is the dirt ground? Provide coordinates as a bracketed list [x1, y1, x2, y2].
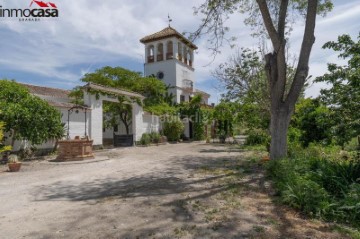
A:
[0, 142, 352, 239]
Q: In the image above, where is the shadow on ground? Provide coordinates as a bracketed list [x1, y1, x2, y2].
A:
[30, 144, 348, 239]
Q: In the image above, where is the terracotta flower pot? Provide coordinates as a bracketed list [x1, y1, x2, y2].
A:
[8, 162, 22, 172]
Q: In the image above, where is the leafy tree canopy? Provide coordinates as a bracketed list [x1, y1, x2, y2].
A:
[315, 33, 360, 146]
[179, 95, 213, 140]
[80, 66, 170, 109]
[0, 120, 12, 153]
[71, 66, 176, 134]
[291, 98, 332, 147]
[0, 80, 64, 147]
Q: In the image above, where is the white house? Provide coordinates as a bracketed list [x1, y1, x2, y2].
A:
[7, 82, 160, 151]
[6, 26, 211, 150]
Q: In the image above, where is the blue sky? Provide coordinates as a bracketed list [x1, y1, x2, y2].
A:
[0, 0, 359, 103]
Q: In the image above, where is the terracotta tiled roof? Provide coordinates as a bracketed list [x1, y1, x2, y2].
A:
[47, 101, 91, 110]
[140, 26, 198, 50]
[20, 83, 70, 99]
[19, 83, 91, 109]
[195, 89, 210, 97]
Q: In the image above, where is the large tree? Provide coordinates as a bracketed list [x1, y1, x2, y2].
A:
[315, 33, 360, 147]
[0, 80, 64, 148]
[213, 48, 270, 130]
[193, 0, 332, 159]
[213, 48, 302, 131]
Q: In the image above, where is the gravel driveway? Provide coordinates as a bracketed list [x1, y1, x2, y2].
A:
[0, 142, 349, 239]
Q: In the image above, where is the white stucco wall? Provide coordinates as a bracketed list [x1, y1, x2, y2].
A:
[5, 137, 57, 152]
[103, 122, 133, 139]
[183, 119, 190, 138]
[144, 59, 177, 87]
[142, 113, 160, 134]
[132, 104, 161, 142]
[61, 108, 90, 140]
[84, 92, 103, 146]
[175, 61, 195, 88]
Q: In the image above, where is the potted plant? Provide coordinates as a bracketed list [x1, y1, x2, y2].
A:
[8, 154, 21, 172]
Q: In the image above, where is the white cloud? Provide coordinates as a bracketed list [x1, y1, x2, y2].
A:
[0, 0, 358, 101]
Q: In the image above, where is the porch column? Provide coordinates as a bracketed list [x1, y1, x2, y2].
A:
[132, 102, 144, 143]
[83, 91, 103, 146]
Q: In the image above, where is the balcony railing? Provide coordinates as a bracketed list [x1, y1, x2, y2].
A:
[157, 54, 163, 61]
[182, 80, 193, 90]
[147, 56, 154, 63]
[166, 52, 174, 60]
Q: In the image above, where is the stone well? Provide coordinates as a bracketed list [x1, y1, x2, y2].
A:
[56, 137, 94, 161]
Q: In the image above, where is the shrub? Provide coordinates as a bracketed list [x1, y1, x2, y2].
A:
[18, 146, 37, 160]
[282, 176, 330, 216]
[0, 121, 11, 154]
[344, 137, 360, 152]
[163, 117, 184, 142]
[149, 132, 160, 144]
[245, 129, 269, 146]
[140, 133, 151, 146]
[267, 151, 360, 227]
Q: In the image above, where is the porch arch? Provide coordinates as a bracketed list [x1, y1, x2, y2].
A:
[82, 83, 146, 146]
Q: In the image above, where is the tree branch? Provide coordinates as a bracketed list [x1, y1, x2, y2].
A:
[286, 0, 318, 106]
[256, 0, 280, 49]
[278, 0, 289, 39]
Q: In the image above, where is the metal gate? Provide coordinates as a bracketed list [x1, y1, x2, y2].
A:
[113, 134, 133, 147]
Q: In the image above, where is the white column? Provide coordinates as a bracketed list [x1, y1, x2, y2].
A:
[178, 42, 182, 60]
[83, 91, 103, 146]
[173, 39, 178, 59]
[144, 45, 148, 61]
[154, 43, 158, 62]
[132, 102, 144, 143]
[162, 41, 166, 60]
[183, 46, 187, 63]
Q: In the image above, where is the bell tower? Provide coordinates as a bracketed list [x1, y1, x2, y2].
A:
[140, 26, 198, 103]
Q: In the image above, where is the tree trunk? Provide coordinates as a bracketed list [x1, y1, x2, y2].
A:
[258, 0, 318, 160]
[11, 129, 16, 148]
[53, 139, 59, 152]
[125, 123, 130, 135]
[265, 50, 291, 160]
[270, 106, 291, 159]
[119, 111, 131, 135]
